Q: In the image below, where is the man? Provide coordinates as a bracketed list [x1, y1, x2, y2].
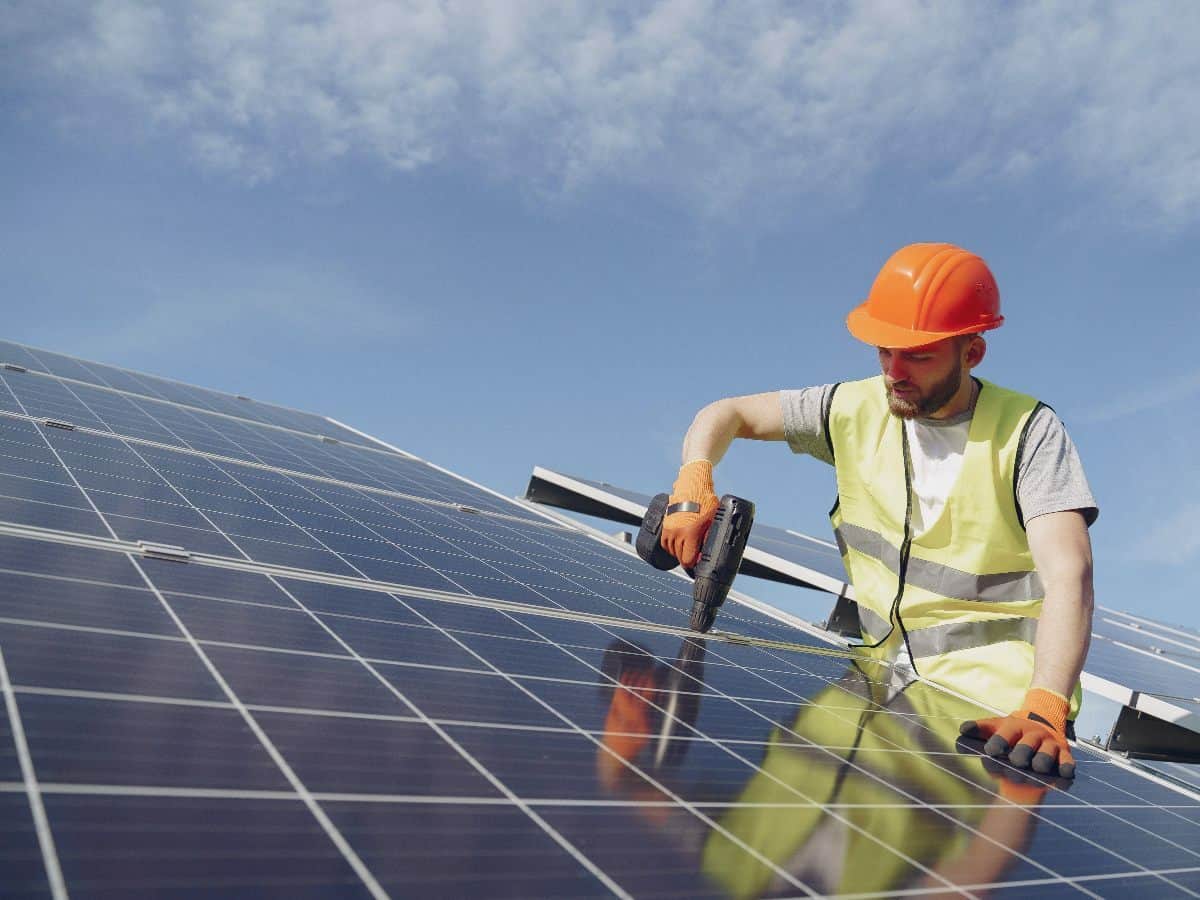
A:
[660, 242, 1096, 778]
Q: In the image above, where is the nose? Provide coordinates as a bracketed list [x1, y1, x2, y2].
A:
[881, 352, 907, 382]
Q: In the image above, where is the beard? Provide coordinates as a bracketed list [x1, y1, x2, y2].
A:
[886, 358, 964, 419]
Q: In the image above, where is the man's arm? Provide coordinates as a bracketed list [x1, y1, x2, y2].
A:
[680, 392, 786, 464]
[661, 393, 786, 565]
[1026, 510, 1095, 698]
[960, 508, 1094, 777]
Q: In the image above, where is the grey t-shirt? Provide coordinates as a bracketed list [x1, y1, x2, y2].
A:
[780, 382, 1098, 526]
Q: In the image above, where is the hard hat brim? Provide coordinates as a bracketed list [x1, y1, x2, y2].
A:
[846, 301, 1003, 349]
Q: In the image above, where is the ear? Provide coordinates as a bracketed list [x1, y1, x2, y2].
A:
[965, 335, 986, 370]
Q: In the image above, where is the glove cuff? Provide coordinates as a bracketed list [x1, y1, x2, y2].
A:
[672, 460, 715, 502]
[1021, 687, 1070, 735]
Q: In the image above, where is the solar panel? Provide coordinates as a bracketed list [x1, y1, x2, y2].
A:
[526, 467, 851, 595]
[528, 468, 1200, 761]
[2, 344, 1200, 897]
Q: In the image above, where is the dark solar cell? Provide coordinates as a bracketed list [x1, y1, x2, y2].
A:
[45, 795, 372, 898]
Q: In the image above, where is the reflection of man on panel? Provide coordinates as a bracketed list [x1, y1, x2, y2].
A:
[660, 244, 1097, 778]
[596, 640, 1052, 896]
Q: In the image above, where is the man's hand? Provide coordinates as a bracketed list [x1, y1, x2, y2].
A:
[960, 687, 1076, 778]
[661, 460, 719, 567]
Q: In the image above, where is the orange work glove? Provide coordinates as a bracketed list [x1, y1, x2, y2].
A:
[660, 460, 720, 568]
[960, 687, 1075, 778]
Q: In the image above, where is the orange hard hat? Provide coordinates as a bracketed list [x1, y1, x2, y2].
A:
[846, 243, 1003, 348]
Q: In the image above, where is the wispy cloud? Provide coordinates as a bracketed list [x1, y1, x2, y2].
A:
[1076, 369, 1200, 424]
[60, 260, 422, 361]
[9, 1, 1200, 224]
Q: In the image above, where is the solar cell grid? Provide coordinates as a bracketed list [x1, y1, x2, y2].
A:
[5, 418, 822, 637]
[3, 345, 1200, 897]
[1093, 613, 1200, 665]
[1087, 636, 1200, 702]
[3, 536, 1200, 896]
[0, 339, 371, 445]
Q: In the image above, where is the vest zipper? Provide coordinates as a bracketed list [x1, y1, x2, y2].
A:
[890, 422, 918, 672]
[855, 419, 915, 653]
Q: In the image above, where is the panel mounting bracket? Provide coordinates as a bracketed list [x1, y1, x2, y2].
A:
[320, 435, 340, 444]
[42, 419, 76, 431]
[824, 591, 862, 638]
[137, 541, 192, 563]
[2, 362, 27, 373]
[1107, 702, 1200, 763]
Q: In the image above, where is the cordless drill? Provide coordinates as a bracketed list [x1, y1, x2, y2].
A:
[635, 492, 755, 633]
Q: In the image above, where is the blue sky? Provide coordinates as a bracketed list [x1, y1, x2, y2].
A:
[3, 2, 1199, 630]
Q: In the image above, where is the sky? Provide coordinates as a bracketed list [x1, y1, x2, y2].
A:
[3, 1, 1199, 631]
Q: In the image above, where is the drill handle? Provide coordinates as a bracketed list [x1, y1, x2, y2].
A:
[636, 493, 683, 571]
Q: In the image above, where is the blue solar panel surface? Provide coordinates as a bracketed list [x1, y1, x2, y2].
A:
[1, 344, 1199, 897]
[543, 471, 850, 585]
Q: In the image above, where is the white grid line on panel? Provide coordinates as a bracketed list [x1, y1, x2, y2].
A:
[506, 617, 988, 898]
[380, 597, 825, 895]
[4, 395, 853, 647]
[0, 550, 825, 674]
[0, 517, 798, 650]
[1101, 606, 1200, 646]
[206, 442, 805, 642]
[270, 577, 632, 897]
[66, 421, 630, 900]
[9, 384, 1200, 892]
[0, 615, 187, 645]
[0, 647, 67, 899]
[511, 470, 852, 642]
[14, 685, 236, 710]
[6, 389, 393, 900]
[14, 678, 1013, 754]
[4, 352, 383, 456]
[126, 555, 392, 900]
[1095, 633, 1200, 680]
[0, 407, 560, 530]
[186, 452, 822, 896]
[4, 508, 1195, 825]
[466, 593, 1187, 893]
[1, 780, 1197, 817]
[9, 345, 1200, 897]
[1100, 617, 1200, 659]
[829, 867, 1200, 900]
[662, 637, 1200, 894]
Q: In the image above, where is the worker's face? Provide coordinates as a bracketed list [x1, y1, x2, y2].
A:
[878, 336, 980, 418]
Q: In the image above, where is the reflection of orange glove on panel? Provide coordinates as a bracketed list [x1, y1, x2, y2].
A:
[660, 460, 720, 567]
[960, 687, 1075, 778]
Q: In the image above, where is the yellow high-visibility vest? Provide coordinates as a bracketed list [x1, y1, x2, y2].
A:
[827, 375, 1081, 717]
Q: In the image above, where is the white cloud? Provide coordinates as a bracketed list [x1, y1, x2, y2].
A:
[11, 0, 1200, 224]
[74, 260, 422, 361]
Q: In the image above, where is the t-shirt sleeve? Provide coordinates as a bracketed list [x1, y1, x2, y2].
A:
[1016, 406, 1099, 527]
[780, 384, 837, 466]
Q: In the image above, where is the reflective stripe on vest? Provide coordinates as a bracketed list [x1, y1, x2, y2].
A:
[835, 522, 1044, 605]
[904, 615, 1038, 659]
[856, 601, 891, 643]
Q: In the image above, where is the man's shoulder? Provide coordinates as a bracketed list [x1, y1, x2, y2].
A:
[977, 378, 1044, 409]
